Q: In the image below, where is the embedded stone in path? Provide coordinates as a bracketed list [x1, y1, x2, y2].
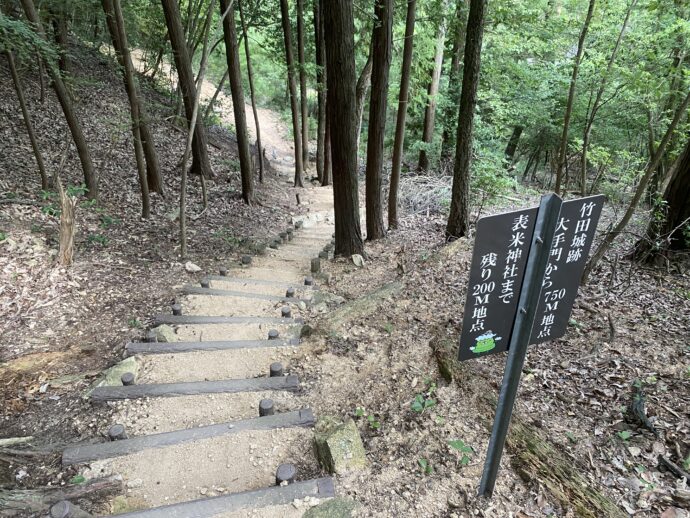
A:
[303, 497, 361, 518]
[314, 417, 367, 474]
[90, 375, 300, 401]
[62, 409, 315, 465]
[182, 285, 309, 303]
[125, 337, 299, 355]
[153, 324, 177, 343]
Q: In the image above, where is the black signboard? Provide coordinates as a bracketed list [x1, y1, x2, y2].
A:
[458, 195, 605, 361]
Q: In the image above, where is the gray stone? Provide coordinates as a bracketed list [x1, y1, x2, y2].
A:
[303, 497, 360, 518]
[94, 357, 140, 388]
[154, 324, 177, 343]
[314, 418, 367, 474]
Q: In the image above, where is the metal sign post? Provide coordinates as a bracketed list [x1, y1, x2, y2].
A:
[477, 194, 562, 496]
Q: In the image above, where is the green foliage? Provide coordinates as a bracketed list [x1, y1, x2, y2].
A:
[448, 439, 473, 466]
[411, 380, 437, 414]
[417, 458, 433, 475]
[353, 407, 381, 430]
[617, 430, 633, 442]
[0, 11, 58, 63]
[0, 231, 6, 242]
[87, 233, 108, 246]
[128, 318, 142, 329]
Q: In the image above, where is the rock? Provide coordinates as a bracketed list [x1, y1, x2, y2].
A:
[184, 261, 202, 273]
[300, 325, 313, 338]
[91, 357, 140, 392]
[126, 478, 143, 489]
[351, 254, 365, 267]
[314, 417, 367, 474]
[154, 324, 177, 343]
[303, 497, 360, 517]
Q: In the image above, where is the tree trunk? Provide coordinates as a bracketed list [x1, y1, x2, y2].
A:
[580, 0, 635, 196]
[364, 0, 393, 241]
[323, 110, 332, 186]
[203, 69, 229, 121]
[297, 0, 309, 170]
[355, 40, 374, 154]
[109, 0, 151, 215]
[583, 90, 690, 282]
[279, 0, 304, 187]
[441, 0, 467, 158]
[20, 0, 98, 199]
[238, 0, 264, 184]
[51, 10, 70, 75]
[554, 0, 596, 195]
[6, 51, 49, 189]
[160, 0, 213, 180]
[504, 125, 524, 166]
[446, 0, 487, 240]
[323, 0, 364, 256]
[388, 0, 416, 230]
[220, 0, 254, 204]
[418, 11, 447, 171]
[314, 0, 327, 183]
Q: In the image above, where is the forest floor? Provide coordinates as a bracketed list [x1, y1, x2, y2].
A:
[2, 39, 690, 518]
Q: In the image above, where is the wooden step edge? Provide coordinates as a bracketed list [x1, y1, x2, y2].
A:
[110, 477, 335, 517]
[89, 375, 300, 402]
[180, 285, 311, 304]
[152, 315, 304, 326]
[205, 275, 319, 290]
[125, 338, 300, 355]
[62, 409, 315, 466]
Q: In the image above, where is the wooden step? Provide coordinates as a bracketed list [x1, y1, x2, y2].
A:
[111, 477, 335, 517]
[62, 409, 315, 465]
[181, 285, 310, 303]
[90, 375, 300, 401]
[125, 338, 300, 355]
[152, 315, 303, 326]
[205, 275, 318, 289]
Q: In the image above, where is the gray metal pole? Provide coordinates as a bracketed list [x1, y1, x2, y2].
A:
[478, 193, 563, 496]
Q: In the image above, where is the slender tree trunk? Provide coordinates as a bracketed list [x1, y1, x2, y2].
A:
[580, 0, 635, 196]
[20, 0, 98, 199]
[313, 0, 327, 183]
[220, 0, 254, 204]
[504, 125, 524, 166]
[388, 0, 416, 230]
[446, 0, 487, 240]
[323, 111, 332, 186]
[37, 52, 46, 103]
[583, 90, 690, 282]
[355, 40, 374, 154]
[102, 0, 151, 216]
[279, 0, 305, 187]
[51, 10, 70, 76]
[160, 0, 213, 180]
[238, 0, 264, 184]
[297, 0, 309, 170]
[203, 69, 229, 121]
[554, 0, 596, 195]
[418, 11, 447, 171]
[6, 51, 49, 189]
[323, 0, 364, 256]
[364, 0, 393, 241]
[441, 0, 467, 158]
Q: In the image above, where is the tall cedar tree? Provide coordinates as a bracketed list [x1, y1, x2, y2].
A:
[238, 0, 264, 183]
[313, 0, 326, 183]
[446, 0, 488, 239]
[364, 0, 393, 240]
[554, 0, 596, 194]
[279, 0, 304, 187]
[355, 39, 374, 152]
[323, 0, 364, 256]
[418, 10, 447, 171]
[388, 0, 416, 229]
[160, 0, 213, 180]
[220, 0, 254, 204]
[20, 0, 98, 199]
[297, 0, 309, 169]
[102, 0, 150, 217]
[441, 0, 467, 158]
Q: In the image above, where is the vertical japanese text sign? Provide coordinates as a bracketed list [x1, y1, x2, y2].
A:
[458, 195, 605, 361]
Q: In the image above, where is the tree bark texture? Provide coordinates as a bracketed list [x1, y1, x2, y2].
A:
[279, 0, 305, 187]
[20, 0, 98, 199]
[504, 125, 524, 166]
[355, 39, 374, 153]
[297, 0, 309, 169]
[364, 0, 393, 241]
[238, 0, 264, 183]
[314, 0, 327, 183]
[446, 0, 488, 240]
[220, 0, 254, 204]
[323, 0, 364, 256]
[388, 0, 417, 230]
[160, 0, 213, 180]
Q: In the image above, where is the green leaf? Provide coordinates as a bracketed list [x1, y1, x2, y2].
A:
[69, 474, 86, 484]
[418, 458, 433, 474]
[617, 430, 632, 441]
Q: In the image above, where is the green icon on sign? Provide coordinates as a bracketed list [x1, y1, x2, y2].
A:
[472, 332, 502, 354]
